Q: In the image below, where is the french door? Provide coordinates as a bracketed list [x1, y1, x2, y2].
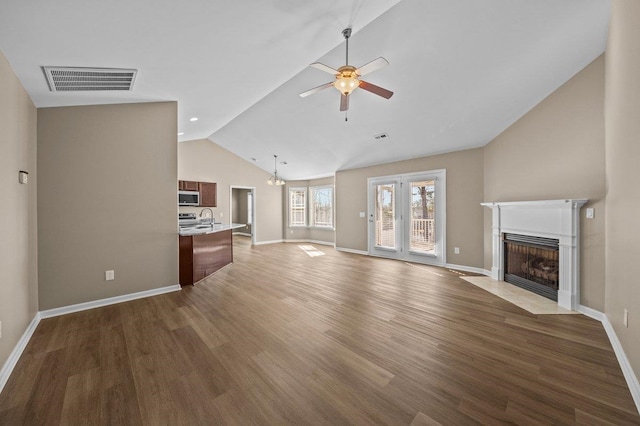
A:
[368, 170, 446, 266]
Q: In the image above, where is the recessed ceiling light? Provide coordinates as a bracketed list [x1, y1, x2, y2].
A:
[251, 157, 258, 162]
[178, 132, 184, 136]
[189, 117, 198, 122]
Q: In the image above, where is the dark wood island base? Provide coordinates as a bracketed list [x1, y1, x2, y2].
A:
[179, 229, 232, 286]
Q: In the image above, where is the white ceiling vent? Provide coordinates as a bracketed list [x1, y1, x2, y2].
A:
[43, 67, 137, 92]
[373, 132, 389, 140]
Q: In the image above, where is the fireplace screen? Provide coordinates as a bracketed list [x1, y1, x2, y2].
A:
[503, 234, 559, 301]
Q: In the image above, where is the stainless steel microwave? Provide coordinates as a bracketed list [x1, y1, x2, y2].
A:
[178, 190, 199, 206]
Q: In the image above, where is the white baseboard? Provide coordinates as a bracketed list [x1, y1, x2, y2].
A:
[445, 263, 491, 276]
[576, 304, 639, 413]
[576, 304, 605, 321]
[233, 232, 252, 237]
[1, 284, 181, 395]
[601, 313, 640, 412]
[335, 247, 369, 256]
[39, 284, 181, 319]
[285, 239, 335, 247]
[254, 239, 284, 246]
[0, 313, 41, 394]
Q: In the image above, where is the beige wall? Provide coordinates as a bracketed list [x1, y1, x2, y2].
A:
[335, 148, 484, 268]
[178, 139, 283, 243]
[483, 56, 606, 311]
[605, 1, 640, 376]
[284, 176, 335, 244]
[0, 51, 38, 371]
[37, 102, 178, 310]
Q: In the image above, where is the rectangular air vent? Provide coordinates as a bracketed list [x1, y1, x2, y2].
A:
[43, 67, 137, 92]
[373, 132, 389, 140]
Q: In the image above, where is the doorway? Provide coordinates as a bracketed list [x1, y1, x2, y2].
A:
[368, 170, 446, 266]
[230, 186, 255, 245]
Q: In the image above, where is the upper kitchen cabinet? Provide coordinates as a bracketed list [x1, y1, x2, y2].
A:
[179, 180, 199, 191]
[199, 182, 217, 207]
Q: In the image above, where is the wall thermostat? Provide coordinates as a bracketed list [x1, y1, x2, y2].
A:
[19, 171, 28, 184]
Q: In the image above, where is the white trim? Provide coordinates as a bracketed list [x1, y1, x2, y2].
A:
[284, 239, 335, 247]
[335, 247, 369, 256]
[576, 304, 605, 321]
[0, 313, 41, 394]
[482, 199, 587, 311]
[601, 314, 640, 412]
[575, 305, 639, 413]
[39, 284, 181, 319]
[254, 239, 284, 246]
[367, 169, 447, 266]
[229, 185, 256, 246]
[445, 263, 491, 276]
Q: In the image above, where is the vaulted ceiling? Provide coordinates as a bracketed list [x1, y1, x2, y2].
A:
[0, 0, 610, 180]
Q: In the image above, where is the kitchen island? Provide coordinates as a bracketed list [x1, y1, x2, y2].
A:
[179, 223, 245, 286]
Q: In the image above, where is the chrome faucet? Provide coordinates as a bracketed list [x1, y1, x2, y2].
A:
[199, 208, 215, 224]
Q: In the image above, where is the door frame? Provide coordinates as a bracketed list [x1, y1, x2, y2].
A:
[367, 169, 446, 266]
[229, 185, 256, 245]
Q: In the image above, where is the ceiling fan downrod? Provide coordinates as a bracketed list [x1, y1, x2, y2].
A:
[342, 27, 352, 66]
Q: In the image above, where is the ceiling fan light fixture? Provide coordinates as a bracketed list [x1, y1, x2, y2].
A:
[334, 76, 360, 95]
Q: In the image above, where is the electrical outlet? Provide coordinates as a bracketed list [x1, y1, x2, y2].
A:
[454, 247, 460, 254]
[624, 309, 628, 328]
[105, 270, 115, 281]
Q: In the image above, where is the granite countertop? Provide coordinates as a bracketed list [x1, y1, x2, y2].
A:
[178, 223, 246, 236]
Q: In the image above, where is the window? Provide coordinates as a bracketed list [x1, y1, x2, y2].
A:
[310, 185, 333, 228]
[289, 188, 306, 227]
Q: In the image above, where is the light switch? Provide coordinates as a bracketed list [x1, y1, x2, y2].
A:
[586, 208, 594, 219]
[359, 212, 366, 218]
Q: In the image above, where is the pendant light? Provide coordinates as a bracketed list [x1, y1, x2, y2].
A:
[267, 154, 285, 186]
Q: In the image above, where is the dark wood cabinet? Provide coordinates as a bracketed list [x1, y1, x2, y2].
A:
[179, 230, 233, 286]
[178, 180, 199, 191]
[199, 182, 217, 207]
[178, 180, 216, 207]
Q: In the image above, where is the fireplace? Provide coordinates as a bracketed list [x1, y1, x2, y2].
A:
[503, 234, 559, 301]
[481, 199, 587, 310]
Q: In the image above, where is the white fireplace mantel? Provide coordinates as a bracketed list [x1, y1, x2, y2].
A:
[481, 199, 587, 310]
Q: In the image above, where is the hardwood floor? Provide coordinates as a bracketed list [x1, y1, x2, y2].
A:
[1, 236, 638, 425]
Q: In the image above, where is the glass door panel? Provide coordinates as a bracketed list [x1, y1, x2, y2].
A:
[369, 177, 402, 257]
[409, 180, 435, 254]
[375, 184, 396, 249]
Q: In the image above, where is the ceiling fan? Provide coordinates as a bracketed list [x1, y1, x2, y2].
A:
[299, 27, 393, 115]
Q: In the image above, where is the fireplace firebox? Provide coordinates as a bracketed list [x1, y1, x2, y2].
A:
[503, 233, 559, 301]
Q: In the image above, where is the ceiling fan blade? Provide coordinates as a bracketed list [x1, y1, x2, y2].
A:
[356, 57, 389, 76]
[340, 94, 349, 111]
[359, 81, 394, 99]
[310, 62, 339, 75]
[299, 82, 334, 98]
